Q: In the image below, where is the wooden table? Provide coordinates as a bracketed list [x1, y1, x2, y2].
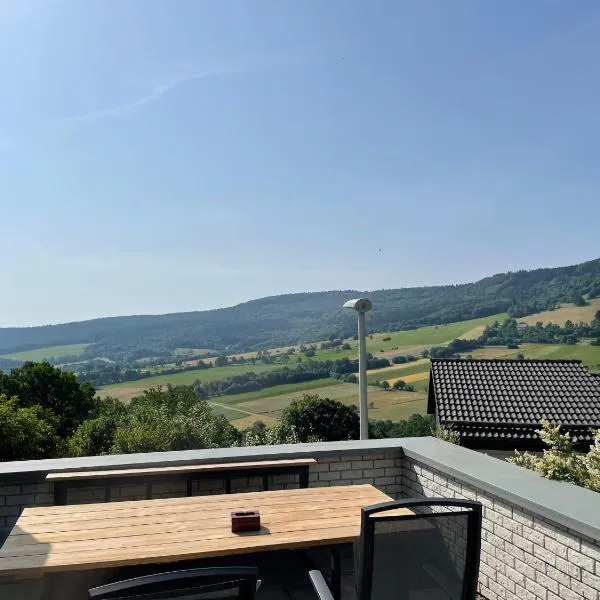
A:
[0, 484, 394, 584]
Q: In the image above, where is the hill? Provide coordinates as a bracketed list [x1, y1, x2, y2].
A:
[0, 257, 599, 358]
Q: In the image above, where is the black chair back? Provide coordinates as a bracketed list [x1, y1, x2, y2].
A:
[89, 566, 259, 600]
[356, 499, 482, 600]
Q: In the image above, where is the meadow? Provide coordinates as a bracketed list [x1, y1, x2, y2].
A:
[99, 363, 283, 402]
[209, 382, 428, 430]
[30, 300, 600, 421]
[1, 343, 89, 361]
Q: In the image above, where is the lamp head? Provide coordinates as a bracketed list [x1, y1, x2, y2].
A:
[343, 298, 372, 313]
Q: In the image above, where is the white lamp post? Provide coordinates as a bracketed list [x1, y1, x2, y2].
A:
[343, 298, 372, 439]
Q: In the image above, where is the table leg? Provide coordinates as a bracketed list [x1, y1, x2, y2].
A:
[53, 483, 67, 506]
[299, 467, 309, 489]
[330, 546, 342, 600]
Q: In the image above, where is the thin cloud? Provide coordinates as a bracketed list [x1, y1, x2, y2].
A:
[57, 69, 230, 125]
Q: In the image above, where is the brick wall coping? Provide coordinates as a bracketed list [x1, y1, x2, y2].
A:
[0, 438, 404, 478]
[1, 436, 598, 543]
[401, 437, 600, 544]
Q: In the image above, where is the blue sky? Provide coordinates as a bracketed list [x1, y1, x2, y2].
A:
[1, 1, 599, 326]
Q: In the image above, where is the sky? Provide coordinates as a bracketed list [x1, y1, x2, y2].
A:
[1, 1, 600, 326]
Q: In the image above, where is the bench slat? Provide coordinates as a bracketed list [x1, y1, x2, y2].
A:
[46, 458, 316, 482]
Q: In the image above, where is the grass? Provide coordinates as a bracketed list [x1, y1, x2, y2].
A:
[292, 313, 508, 363]
[98, 363, 283, 403]
[207, 380, 428, 430]
[211, 378, 340, 406]
[1, 343, 89, 361]
[516, 299, 600, 327]
[470, 343, 600, 371]
[366, 359, 430, 384]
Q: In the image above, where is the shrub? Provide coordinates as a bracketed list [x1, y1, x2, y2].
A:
[509, 421, 600, 492]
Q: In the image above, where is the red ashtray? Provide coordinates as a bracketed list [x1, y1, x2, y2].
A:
[231, 511, 261, 533]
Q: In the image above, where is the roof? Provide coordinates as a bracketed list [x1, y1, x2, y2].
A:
[427, 359, 600, 450]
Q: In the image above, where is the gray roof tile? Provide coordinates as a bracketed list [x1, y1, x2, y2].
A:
[428, 359, 600, 449]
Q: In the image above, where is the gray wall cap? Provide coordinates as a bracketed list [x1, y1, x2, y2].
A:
[0, 438, 404, 477]
[401, 437, 600, 544]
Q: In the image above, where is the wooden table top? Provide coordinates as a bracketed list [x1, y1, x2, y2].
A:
[0, 484, 395, 577]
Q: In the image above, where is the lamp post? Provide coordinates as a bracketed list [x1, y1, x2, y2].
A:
[343, 298, 372, 439]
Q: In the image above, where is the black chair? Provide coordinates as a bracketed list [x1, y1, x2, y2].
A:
[309, 498, 482, 600]
[89, 566, 260, 600]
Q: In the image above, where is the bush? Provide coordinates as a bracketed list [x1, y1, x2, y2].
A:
[0, 394, 61, 460]
[510, 421, 600, 492]
[111, 386, 240, 453]
[280, 394, 359, 442]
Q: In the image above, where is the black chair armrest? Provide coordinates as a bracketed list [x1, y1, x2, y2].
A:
[308, 570, 335, 600]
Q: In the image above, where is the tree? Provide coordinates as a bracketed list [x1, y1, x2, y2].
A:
[392, 379, 406, 390]
[280, 394, 359, 442]
[380, 380, 390, 390]
[112, 386, 240, 453]
[214, 355, 228, 367]
[0, 394, 61, 461]
[370, 414, 435, 439]
[68, 397, 127, 457]
[0, 362, 96, 437]
[572, 292, 588, 307]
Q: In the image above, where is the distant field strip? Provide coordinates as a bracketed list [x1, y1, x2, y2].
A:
[517, 299, 600, 326]
[1, 343, 89, 361]
[98, 363, 283, 403]
[210, 381, 429, 429]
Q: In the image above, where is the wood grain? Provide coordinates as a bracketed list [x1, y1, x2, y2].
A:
[0, 484, 392, 576]
[45, 458, 316, 481]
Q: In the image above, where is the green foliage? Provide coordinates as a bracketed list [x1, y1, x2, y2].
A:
[434, 425, 461, 445]
[280, 394, 359, 442]
[479, 317, 600, 347]
[112, 386, 240, 454]
[509, 421, 600, 492]
[0, 362, 96, 438]
[68, 397, 127, 457]
[370, 414, 435, 438]
[0, 394, 61, 460]
[242, 421, 312, 446]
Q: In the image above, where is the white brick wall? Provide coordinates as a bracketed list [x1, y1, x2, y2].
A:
[402, 459, 600, 600]
[308, 453, 403, 497]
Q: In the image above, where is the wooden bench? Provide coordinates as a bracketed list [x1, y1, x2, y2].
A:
[46, 458, 316, 505]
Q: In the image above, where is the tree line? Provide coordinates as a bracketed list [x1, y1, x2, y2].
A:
[0, 361, 437, 461]
[1, 259, 599, 358]
[191, 357, 391, 399]
[421, 313, 600, 360]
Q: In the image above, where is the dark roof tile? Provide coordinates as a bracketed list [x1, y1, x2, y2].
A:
[429, 359, 600, 449]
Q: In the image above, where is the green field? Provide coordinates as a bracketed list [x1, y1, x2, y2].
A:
[366, 360, 430, 385]
[303, 313, 508, 362]
[470, 343, 600, 371]
[1, 343, 89, 362]
[98, 363, 283, 402]
[209, 381, 428, 430]
[210, 378, 340, 406]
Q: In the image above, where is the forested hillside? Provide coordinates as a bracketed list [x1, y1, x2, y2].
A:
[1, 258, 599, 358]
